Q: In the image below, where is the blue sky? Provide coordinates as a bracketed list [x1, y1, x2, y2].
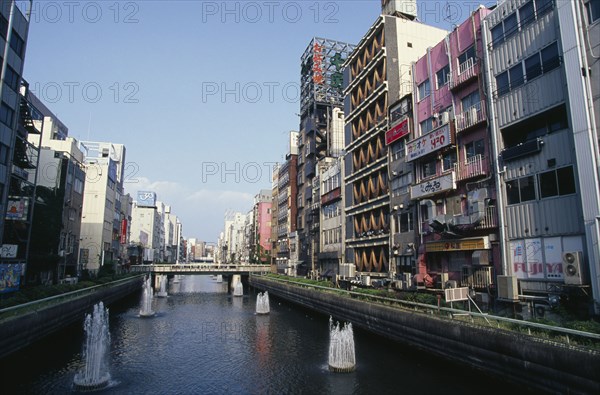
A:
[22, 1, 486, 241]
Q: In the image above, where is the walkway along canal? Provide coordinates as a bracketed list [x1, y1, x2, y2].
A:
[249, 274, 600, 394]
[0, 275, 144, 359]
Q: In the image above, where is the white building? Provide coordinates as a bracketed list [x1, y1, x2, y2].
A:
[79, 141, 126, 272]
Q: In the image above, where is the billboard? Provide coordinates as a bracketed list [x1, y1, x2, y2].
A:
[137, 191, 157, 207]
[385, 118, 410, 145]
[0, 264, 22, 293]
[406, 123, 454, 162]
[5, 197, 29, 221]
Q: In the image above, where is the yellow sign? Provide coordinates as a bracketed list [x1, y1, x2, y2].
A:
[426, 237, 489, 252]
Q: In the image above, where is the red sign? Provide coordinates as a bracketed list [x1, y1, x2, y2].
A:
[313, 43, 324, 84]
[321, 187, 341, 205]
[385, 118, 410, 145]
[120, 219, 128, 244]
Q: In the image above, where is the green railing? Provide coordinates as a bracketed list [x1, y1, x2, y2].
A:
[253, 274, 600, 348]
[0, 275, 144, 321]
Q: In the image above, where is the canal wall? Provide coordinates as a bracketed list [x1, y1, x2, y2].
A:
[0, 275, 144, 360]
[250, 276, 600, 395]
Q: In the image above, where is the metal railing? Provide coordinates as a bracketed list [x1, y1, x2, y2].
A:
[450, 58, 478, 89]
[456, 102, 486, 132]
[0, 275, 143, 320]
[253, 274, 600, 346]
[454, 154, 488, 180]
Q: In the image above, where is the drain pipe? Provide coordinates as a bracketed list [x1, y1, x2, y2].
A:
[481, 19, 509, 277]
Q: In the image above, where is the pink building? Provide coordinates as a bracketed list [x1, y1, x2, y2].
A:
[253, 190, 273, 263]
[409, 6, 500, 296]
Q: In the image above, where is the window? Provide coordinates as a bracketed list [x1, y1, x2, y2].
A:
[496, 71, 509, 96]
[442, 150, 457, 171]
[391, 172, 412, 196]
[465, 139, 485, 159]
[504, 13, 518, 39]
[391, 140, 405, 161]
[506, 176, 536, 204]
[541, 42, 560, 72]
[436, 65, 450, 88]
[536, 0, 554, 17]
[525, 53, 542, 80]
[509, 63, 524, 89]
[420, 117, 434, 134]
[457, 46, 476, 69]
[418, 79, 430, 100]
[421, 158, 437, 179]
[0, 143, 9, 165]
[4, 67, 19, 92]
[0, 14, 7, 39]
[9, 30, 25, 58]
[491, 23, 504, 45]
[74, 178, 84, 194]
[461, 90, 481, 112]
[399, 212, 413, 233]
[538, 166, 576, 198]
[587, 0, 600, 23]
[390, 97, 411, 124]
[519, 1, 535, 28]
[0, 102, 14, 127]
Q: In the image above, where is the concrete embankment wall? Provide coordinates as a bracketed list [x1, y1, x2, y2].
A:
[250, 276, 600, 395]
[0, 276, 143, 359]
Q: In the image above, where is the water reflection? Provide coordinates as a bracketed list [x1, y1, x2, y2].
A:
[0, 275, 534, 395]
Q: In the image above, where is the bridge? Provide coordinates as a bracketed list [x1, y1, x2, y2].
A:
[130, 263, 270, 275]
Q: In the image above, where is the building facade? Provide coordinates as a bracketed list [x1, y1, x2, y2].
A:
[410, 6, 498, 296]
[482, 0, 600, 312]
[343, 2, 447, 279]
[297, 37, 354, 277]
[0, 1, 36, 292]
[78, 141, 126, 273]
[275, 132, 298, 274]
[28, 93, 86, 284]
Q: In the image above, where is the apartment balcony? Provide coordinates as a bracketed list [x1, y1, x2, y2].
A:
[474, 206, 498, 229]
[454, 155, 488, 181]
[450, 58, 479, 90]
[455, 102, 486, 133]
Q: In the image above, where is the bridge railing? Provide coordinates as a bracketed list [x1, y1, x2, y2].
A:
[130, 264, 271, 273]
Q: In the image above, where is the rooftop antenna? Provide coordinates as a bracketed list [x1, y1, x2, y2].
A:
[87, 112, 92, 141]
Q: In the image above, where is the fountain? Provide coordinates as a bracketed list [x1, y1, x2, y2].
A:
[73, 302, 111, 391]
[328, 316, 356, 373]
[139, 276, 156, 317]
[255, 291, 270, 315]
[216, 275, 223, 283]
[156, 275, 168, 298]
[233, 281, 244, 297]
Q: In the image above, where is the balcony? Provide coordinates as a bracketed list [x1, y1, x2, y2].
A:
[456, 102, 486, 133]
[454, 155, 488, 181]
[450, 58, 478, 90]
[474, 206, 498, 229]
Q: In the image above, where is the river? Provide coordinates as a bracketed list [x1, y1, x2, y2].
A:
[0, 275, 537, 394]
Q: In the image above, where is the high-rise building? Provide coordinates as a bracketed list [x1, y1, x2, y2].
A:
[343, 1, 447, 279]
[27, 92, 86, 284]
[78, 141, 126, 273]
[252, 189, 272, 264]
[410, 6, 497, 294]
[275, 132, 298, 274]
[0, 1, 37, 292]
[297, 38, 354, 277]
[482, 0, 600, 312]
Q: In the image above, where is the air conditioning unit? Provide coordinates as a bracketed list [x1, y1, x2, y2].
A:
[497, 275, 518, 300]
[563, 251, 587, 285]
[469, 106, 478, 123]
[441, 111, 450, 125]
[445, 280, 458, 289]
